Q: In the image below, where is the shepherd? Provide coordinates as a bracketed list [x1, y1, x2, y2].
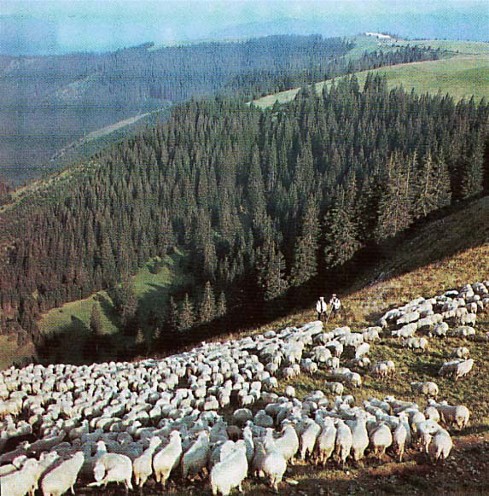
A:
[316, 296, 327, 321]
[329, 293, 341, 319]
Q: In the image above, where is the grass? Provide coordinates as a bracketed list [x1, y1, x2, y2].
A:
[253, 38, 489, 109]
[34, 249, 191, 365]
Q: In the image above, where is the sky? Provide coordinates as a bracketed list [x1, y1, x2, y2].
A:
[1, 0, 488, 55]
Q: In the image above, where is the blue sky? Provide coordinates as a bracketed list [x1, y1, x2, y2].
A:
[1, 0, 488, 54]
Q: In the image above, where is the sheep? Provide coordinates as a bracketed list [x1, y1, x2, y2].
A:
[334, 419, 353, 468]
[316, 417, 336, 466]
[210, 440, 248, 496]
[391, 323, 417, 338]
[40, 451, 84, 496]
[260, 440, 287, 492]
[448, 326, 475, 338]
[370, 362, 389, 379]
[181, 430, 210, 480]
[402, 337, 428, 351]
[410, 381, 439, 398]
[450, 347, 470, 359]
[133, 436, 162, 490]
[349, 414, 369, 463]
[392, 421, 408, 462]
[274, 423, 299, 465]
[428, 428, 453, 463]
[252, 432, 286, 492]
[429, 401, 470, 430]
[369, 422, 392, 459]
[298, 418, 321, 460]
[439, 359, 474, 380]
[431, 322, 449, 338]
[89, 452, 133, 493]
[0, 458, 40, 496]
[324, 382, 344, 396]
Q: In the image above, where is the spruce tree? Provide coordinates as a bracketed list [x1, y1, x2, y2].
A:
[178, 293, 195, 332]
[323, 184, 361, 269]
[216, 292, 227, 318]
[166, 296, 179, 333]
[256, 239, 289, 301]
[199, 281, 216, 324]
[290, 197, 320, 287]
[89, 303, 103, 336]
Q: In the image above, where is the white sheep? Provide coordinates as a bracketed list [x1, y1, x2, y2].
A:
[41, 451, 84, 496]
[299, 418, 321, 460]
[450, 347, 470, 359]
[133, 436, 162, 490]
[429, 401, 470, 429]
[316, 417, 336, 466]
[181, 430, 210, 479]
[410, 381, 439, 398]
[0, 458, 40, 496]
[392, 421, 407, 462]
[334, 419, 352, 468]
[428, 428, 453, 463]
[154, 432, 183, 474]
[349, 414, 369, 463]
[210, 440, 248, 496]
[89, 452, 133, 492]
[369, 423, 392, 459]
[274, 423, 299, 465]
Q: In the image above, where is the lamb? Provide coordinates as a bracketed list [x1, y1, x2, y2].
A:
[181, 430, 210, 479]
[210, 440, 248, 496]
[410, 381, 439, 398]
[89, 452, 133, 493]
[133, 436, 162, 490]
[40, 451, 84, 496]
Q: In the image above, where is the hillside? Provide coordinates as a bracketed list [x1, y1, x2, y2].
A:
[253, 37, 489, 108]
[0, 74, 487, 370]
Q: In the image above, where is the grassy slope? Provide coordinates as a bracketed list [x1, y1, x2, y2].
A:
[34, 250, 190, 365]
[253, 37, 489, 108]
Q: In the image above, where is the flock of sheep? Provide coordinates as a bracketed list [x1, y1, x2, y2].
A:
[0, 280, 487, 495]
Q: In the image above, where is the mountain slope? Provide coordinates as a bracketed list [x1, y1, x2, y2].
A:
[253, 38, 489, 108]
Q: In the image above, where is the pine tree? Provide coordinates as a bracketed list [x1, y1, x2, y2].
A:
[216, 292, 227, 318]
[256, 239, 289, 301]
[178, 293, 195, 332]
[413, 153, 451, 218]
[89, 303, 103, 336]
[323, 183, 361, 269]
[375, 152, 414, 241]
[165, 296, 179, 332]
[199, 281, 216, 324]
[290, 197, 320, 287]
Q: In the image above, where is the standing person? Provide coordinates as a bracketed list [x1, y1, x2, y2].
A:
[329, 294, 341, 319]
[316, 296, 327, 321]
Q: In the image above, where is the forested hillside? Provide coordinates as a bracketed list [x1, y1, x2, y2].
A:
[1, 74, 487, 362]
[0, 35, 441, 183]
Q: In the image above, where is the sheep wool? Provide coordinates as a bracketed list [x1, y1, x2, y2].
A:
[210, 440, 248, 496]
[41, 451, 84, 496]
